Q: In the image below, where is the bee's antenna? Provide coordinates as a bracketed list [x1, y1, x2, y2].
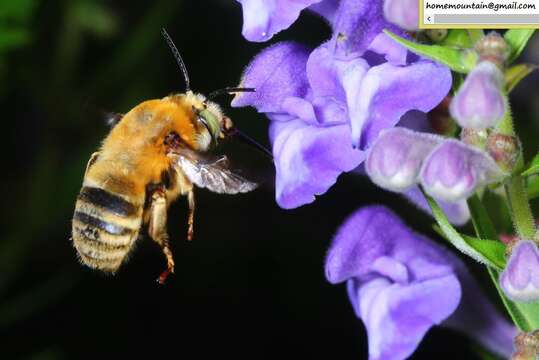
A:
[227, 127, 273, 159]
[208, 87, 256, 100]
[161, 28, 190, 92]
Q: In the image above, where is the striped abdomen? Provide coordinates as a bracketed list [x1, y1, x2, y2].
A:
[72, 186, 142, 273]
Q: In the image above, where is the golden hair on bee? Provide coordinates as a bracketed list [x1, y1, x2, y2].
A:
[71, 28, 262, 284]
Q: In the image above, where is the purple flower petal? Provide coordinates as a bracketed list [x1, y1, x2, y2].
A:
[308, 0, 340, 23]
[402, 186, 471, 226]
[350, 60, 452, 149]
[231, 41, 311, 113]
[330, 0, 400, 57]
[269, 119, 365, 209]
[237, 0, 322, 42]
[383, 0, 419, 31]
[281, 96, 317, 124]
[367, 33, 409, 65]
[306, 43, 370, 124]
[500, 240, 539, 302]
[366, 127, 443, 192]
[420, 139, 505, 202]
[325, 205, 455, 283]
[370, 256, 410, 284]
[352, 274, 461, 360]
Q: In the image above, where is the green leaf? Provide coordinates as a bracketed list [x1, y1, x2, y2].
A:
[467, 29, 485, 45]
[504, 29, 536, 63]
[505, 63, 537, 93]
[467, 194, 498, 239]
[438, 29, 474, 48]
[425, 193, 503, 269]
[433, 224, 506, 269]
[522, 152, 539, 177]
[384, 30, 478, 73]
[461, 234, 506, 269]
[438, 29, 484, 48]
[527, 175, 539, 200]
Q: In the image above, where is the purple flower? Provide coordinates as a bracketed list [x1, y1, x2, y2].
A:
[500, 240, 539, 302]
[325, 205, 516, 360]
[449, 61, 506, 130]
[383, 0, 419, 31]
[420, 139, 505, 202]
[233, 28, 451, 208]
[236, 0, 322, 42]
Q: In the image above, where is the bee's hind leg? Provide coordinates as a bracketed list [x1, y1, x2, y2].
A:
[148, 188, 175, 284]
[187, 189, 195, 241]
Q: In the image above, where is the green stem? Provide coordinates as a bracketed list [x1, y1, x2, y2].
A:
[497, 96, 535, 239]
[496, 96, 515, 136]
[505, 173, 536, 239]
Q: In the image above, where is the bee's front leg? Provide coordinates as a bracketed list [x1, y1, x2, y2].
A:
[148, 187, 175, 284]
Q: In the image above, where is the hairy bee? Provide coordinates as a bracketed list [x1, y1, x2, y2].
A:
[72, 29, 262, 284]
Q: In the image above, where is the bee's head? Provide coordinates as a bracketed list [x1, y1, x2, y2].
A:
[161, 29, 269, 157]
[183, 92, 228, 150]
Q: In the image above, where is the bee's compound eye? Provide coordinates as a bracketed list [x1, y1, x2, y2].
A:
[198, 109, 220, 142]
[197, 115, 211, 132]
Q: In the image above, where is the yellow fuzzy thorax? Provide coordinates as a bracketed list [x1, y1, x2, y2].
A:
[84, 93, 221, 199]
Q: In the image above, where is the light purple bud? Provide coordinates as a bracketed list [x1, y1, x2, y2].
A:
[420, 140, 505, 202]
[500, 240, 539, 302]
[383, 0, 419, 31]
[366, 128, 442, 192]
[449, 61, 506, 130]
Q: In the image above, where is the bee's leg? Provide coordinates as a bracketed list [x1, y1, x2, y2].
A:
[84, 152, 100, 176]
[187, 189, 195, 241]
[148, 188, 175, 284]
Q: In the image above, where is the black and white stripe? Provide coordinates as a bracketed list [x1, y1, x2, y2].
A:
[72, 186, 141, 272]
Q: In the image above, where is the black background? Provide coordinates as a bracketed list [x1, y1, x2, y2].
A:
[2, 1, 539, 359]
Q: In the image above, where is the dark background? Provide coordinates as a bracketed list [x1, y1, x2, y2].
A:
[1, 1, 538, 359]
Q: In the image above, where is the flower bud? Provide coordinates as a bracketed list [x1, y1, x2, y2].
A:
[460, 128, 488, 149]
[512, 331, 539, 360]
[383, 0, 419, 31]
[449, 61, 506, 130]
[425, 29, 448, 43]
[366, 128, 442, 192]
[500, 240, 539, 302]
[420, 140, 505, 202]
[475, 31, 510, 65]
[487, 133, 520, 173]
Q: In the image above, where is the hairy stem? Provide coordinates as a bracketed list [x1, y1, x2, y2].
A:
[506, 173, 536, 239]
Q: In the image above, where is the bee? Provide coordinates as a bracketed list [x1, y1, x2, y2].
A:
[72, 29, 266, 284]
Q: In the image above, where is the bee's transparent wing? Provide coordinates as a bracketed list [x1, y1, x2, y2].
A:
[174, 154, 258, 194]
